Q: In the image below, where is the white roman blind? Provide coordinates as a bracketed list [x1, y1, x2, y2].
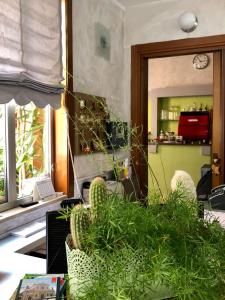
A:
[0, 0, 64, 109]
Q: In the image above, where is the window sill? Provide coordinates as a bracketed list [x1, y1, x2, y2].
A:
[0, 194, 66, 223]
[0, 194, 66, 239]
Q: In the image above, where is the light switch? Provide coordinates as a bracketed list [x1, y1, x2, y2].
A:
[201, 146, 211, 156]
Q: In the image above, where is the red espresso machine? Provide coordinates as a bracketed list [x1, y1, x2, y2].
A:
[178, 111, 210, 142]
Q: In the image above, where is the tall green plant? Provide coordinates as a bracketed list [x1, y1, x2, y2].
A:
[76, 192, 225, 299]
[60, 87, 225, 299]
[16, 105, 44, 196]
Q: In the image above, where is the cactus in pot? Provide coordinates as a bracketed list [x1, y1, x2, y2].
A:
[89, 176, 107, 221]
[66, 177, 108, 298]
[70, 204, 90, 250]
[69, 176, 107, 250]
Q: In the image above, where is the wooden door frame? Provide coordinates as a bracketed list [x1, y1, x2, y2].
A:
[131, 34, 225, 197]
[54, 0, 74, 197]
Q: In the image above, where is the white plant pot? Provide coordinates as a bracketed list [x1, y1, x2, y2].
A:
[66, 235, 173, 299]
[65, 235, 99, 298]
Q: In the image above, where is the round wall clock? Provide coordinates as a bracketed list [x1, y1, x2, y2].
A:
[193, 54, 209, 69]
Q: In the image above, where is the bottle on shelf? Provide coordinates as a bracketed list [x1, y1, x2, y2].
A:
[160, 109, 168, 120]
[173, 106, 180, 120]
[198, 103, 203, 111]
[191, 102, 197, 111]
[168, 107, 174, 120]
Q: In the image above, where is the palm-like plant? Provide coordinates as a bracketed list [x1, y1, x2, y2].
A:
[15, 106, 44, 196]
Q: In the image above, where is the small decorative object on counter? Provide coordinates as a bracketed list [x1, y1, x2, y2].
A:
[148, 131, 153, 142]
[176, 135, 183, 143]
[165, 131, 175, 143]
[159, 129, 165, 142]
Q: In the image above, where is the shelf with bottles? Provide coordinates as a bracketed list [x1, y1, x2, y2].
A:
[159, 106, 180, 121]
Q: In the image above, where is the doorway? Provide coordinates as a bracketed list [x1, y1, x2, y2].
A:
[131, 35, 225, 197]
[148, 54, 213, 196]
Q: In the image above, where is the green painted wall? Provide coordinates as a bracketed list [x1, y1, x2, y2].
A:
[148, 96, 212, 195]
[148, 145, 211, 196]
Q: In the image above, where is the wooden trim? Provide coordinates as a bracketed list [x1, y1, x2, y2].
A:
[54, 0, 74, 197]
[131, 34, 225, 196]
[212, 52, 222, 187]
[134, 34, 225, 58]
[221, 50, 225, 181]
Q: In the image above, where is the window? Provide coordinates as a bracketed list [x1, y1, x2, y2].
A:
[0, 100, 52, 210]
[15, 102, 52, 198]
[0, 0, 72, 211]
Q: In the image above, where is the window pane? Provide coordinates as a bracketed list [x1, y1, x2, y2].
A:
[15, 103, 50, 198]
[0, 105, 6, 203]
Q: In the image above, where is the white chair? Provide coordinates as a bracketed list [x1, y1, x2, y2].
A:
[171, 170, 197, 199]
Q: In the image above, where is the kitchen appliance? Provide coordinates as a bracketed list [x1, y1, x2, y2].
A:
[178, 111, 210, 142]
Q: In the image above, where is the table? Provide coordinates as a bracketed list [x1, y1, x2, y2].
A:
[204, 209, 225, 229]
[0, 231, 46, 300]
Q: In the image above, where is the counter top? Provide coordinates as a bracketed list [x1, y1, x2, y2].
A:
[148, 142, 211, 146]
[0, 194, 65, 223]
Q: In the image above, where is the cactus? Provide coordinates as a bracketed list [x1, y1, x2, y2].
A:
[89, 176, 107, 220]
[70, 204, 90, 250]
[69, 177, 107, 249]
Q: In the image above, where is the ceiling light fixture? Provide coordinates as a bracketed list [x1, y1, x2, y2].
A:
[178, 11, 198, 33]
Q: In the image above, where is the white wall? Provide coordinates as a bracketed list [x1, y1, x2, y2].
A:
[71, 0, 225, 193]
[125, 0, 225, 46]
[124, 0, 225, 121]
[72, 0, 127, 195]
[73, 0, 125, 119]
[149, 53, 213, 91]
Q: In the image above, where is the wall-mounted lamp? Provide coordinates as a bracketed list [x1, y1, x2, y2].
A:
[178, 11, 198, 33]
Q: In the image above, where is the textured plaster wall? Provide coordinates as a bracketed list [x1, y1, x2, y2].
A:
[125, 0, 225, 46]
[71, 0, 225, 193]
[124, 0, 225, 121]
[72, 0, 126, 194]
[148, 53, 213, 91]
[73, 0, 125, 119]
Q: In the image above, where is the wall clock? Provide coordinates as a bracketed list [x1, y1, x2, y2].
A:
[193, 54, 209, 69]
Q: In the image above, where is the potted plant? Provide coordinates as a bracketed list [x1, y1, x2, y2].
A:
[62, 176, 225, 299]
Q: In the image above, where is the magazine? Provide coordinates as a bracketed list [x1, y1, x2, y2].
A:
[22, 274, 67, 297]
[16, 276, 61, 300]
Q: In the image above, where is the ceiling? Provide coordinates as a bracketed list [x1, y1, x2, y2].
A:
[116, 0, 163, 8]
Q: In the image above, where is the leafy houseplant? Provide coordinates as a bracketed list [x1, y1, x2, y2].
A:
[64, 93, 225, 299]
[63, 177, 225, 300]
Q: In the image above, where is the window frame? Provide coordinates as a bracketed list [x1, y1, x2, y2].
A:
[0, 102, 53, 212]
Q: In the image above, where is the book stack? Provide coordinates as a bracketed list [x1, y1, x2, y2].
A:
[12, 274, 67, 300]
